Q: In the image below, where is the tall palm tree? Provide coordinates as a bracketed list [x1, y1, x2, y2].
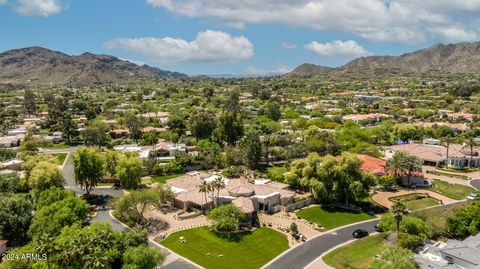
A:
[197, 180, 209, 210]
[213, 177, 226, 207]
[386, 152, 409, 186]
[405, 155, 422, 185]
[207, 181, 215, 208]
[465, 132, 477, 167]
[392, 201, 408, 240]
[442, 135, 455, 167]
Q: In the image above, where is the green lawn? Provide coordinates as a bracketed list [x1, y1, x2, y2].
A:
[55, 153, 68, 165]
[296, 205, 375, 229]
[159, 227, 289, 269]
[427, 170, 469, 180]
[389, 194, 439, 211]
[323, 234, 389, 269]
[151, 173, 186, 183]
[265, 166, 287, 181]
[429, 180, 476, 200]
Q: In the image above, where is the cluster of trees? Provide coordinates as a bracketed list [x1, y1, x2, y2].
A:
[207, 204, 245, 232]
[113, 184, 173, 226]
[73, 147, 143, 194]
[285, 152, 375, 206]
[0, 165, 164, 269]
[447, 200, 480, 238]
[4, 222, 164, 269]
[379, 202, 431, 250]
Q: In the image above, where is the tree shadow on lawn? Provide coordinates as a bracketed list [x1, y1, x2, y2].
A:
[212, 229, 253, 243]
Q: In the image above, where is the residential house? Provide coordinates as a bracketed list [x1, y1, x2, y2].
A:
[416, 234, 480, 269]
[447, 112, 476, 122]
[0, 136, 20, 148]
[342, 113, 391, 123]
[167, 171, 299, 213]
[385, 143, 480, 169]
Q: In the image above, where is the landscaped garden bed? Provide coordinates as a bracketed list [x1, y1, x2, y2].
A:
[389, 193, 439, 211]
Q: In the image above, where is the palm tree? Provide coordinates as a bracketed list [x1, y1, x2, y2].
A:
[465, 132, 477, 167]
[197, 180, 209, 210]
[392, 201, 408, 240]
[213, 177, 226, 207]
[405, 155, 422, 186]
[442, 135, 455, 167]
[207, 181, 215, 208]
[386, 152, 409, 186]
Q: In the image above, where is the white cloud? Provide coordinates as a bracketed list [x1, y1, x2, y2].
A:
[244, 64, 292, 76]
[0, 0, 7, 5]
[104, 30, 254, 63]
[305, 40, 372, 58]
[428, 25, 479, 43]
[146, 0, 480, 43]
[15, 0, 65, 17]
[281, 42, 297, 49]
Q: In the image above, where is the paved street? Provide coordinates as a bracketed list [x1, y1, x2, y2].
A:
[60, 149, 200, 269]
[263, 219, 379, 269]
[470, 179, 480, 190]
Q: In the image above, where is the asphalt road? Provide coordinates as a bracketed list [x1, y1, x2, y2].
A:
[60, 149, 200, 269]
[470, 180, 480, 190]
[264, 219, 379, 269]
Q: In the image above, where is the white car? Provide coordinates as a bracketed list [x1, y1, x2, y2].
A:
[467, 193, 477, 201]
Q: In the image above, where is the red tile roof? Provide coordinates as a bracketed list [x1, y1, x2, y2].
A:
[357, 154, 386, 175]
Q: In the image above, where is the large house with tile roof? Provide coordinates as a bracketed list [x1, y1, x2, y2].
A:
[166, 171, 302, 214]
[385, 143, 480, 169]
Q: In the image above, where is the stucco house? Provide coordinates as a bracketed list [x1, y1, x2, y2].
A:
[416, 234, 480, 269]
[167, 171, 299, 213]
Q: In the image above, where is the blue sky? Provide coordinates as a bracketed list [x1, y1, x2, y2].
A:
[1, 0, 479, 75]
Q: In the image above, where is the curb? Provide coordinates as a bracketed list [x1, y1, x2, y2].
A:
[149, 237, 206, 269]
[108, 210, 204, 269]
[260, 218, 379, 269]
[304, 232, 380, 269]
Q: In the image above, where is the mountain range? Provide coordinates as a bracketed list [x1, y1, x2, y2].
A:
[1, 42, 480, 85]
[289, 42, 480, 77]
[0, 47, 186, 85]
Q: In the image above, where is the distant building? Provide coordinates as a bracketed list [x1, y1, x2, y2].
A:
[0, 159, 23, 171]
[447, 112, 476, 122]
[342, 113, 391, 123]
[357, 154, 386, 176]
[0, 136, 20, 148]
[113, 144, 151, 159]
[416, 234, 480, 269]
[385, 143, 480, 169]
[423, 138, 442, 146]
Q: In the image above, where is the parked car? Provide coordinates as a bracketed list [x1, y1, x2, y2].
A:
[352, 229, 369, 238]
[467, 192, 477, 201]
